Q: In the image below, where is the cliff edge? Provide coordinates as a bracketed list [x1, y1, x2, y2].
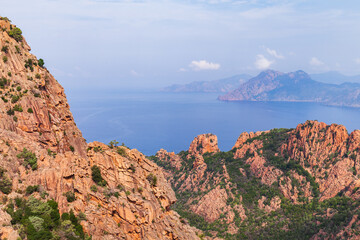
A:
[0, 17, 200, 240]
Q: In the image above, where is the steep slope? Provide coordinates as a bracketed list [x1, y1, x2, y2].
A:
[162, 74, 252, 93]
[218, 70, 360, 107]
[152, 121, 360, 239]
[0, 18, 87, 157]
[0, 18, 200, 240]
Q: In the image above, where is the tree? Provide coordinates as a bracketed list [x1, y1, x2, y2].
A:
[38, 58, 45, 67]
[108, 140, 119, 149]
[8, 27, 23, 42]
[17, 148, 38, 170]
[91, 165, 107, 186]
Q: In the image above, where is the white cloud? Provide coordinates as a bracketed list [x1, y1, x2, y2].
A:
[130, 70, 140, 76]
[189, 60, 220, 71]
[255, 54, 273, 70]
[309, 57, 325, 66]
[266, 48, 284, 59]
[355, 58, 360, 64]
[178, 68, 188, 72]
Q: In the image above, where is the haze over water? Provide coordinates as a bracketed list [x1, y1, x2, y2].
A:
[67, 91, 360, 156]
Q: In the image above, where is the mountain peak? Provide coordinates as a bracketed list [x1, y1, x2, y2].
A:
[286, 70, 311, 81]
[258, 69, 283, 78]
[219, 69, 360, 107]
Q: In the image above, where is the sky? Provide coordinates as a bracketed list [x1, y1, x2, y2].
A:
[1, 0, 360, 90]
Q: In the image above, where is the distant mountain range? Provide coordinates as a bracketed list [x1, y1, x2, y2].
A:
[161, 74, 252, 93]
[310, 71, 360, 84]
[218, 70, 360, 107]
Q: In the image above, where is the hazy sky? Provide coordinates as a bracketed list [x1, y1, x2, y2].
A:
[1, 0, 360, 90]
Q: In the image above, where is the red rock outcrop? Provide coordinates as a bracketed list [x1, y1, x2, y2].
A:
[282, 120, 360, 200]
[188, 133, 219, 156]
[233, 131, 268, 149]
[0, 18, 200, 240]
[156, 149, 182, 171]
[0, 21, 87, 157]
[258, 196, 281, 213]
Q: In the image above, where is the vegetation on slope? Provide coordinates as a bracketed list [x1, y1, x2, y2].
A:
[151, 127, 360, 239]
[5, 197, 90, 240]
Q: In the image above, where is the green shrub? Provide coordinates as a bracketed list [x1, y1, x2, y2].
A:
[90, 185, 98, 192]
[129, 164, 135, 173]
[3, 56, 8, 63]
[17, 148, 38, 170]
[117, 147, 127, 157]
[38, 58, 45, 67]
[0, 77, 8, 88]
[78, 212, 87, 221]
[27, 108, 33, 113]
[0, 168, 12, 194]
[1, 45, 8, 53]
[93, 146, 103, 152]
[108, 140, 119, 148]
[91, 165, 107, 187]
[6, 197, 87, 240]
[15, 45, 20, 53]
[11, 95, 20, 103]
[35, 73, 41, 79]
[8, 27, 23, 42]
[26, 185, 39, 195]
[0, 17, 11, 22]
[16, 86, 21, 91]
[13, 104, 23, 112]
[25, 58, 34, 71]
[64, 191, 76, 202]
[147, 173, 157, 187]
[69, 145, 75, 152]
[7, 108, 14, 115]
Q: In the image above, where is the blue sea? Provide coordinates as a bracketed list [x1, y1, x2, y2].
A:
[66, 90, 360, 156]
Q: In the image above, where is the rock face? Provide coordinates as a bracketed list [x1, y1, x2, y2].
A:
[0, 20, 87, 157]
[154, 133, 248, 237]
[233, 131, 268, 149]
[0, 18, 200, 240]
[282, 120, 360, 201]
[154, 121, 360, 239]
[188, 133, 220, 156]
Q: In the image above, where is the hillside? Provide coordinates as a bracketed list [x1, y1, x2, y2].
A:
[151, 120, 360, 239]
[0, 17, 200, 240]
[161, 74, 252, 93]
[218, 70, 360, 107]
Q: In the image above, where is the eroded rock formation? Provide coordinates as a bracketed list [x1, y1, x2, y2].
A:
[0, 18, 200, 240]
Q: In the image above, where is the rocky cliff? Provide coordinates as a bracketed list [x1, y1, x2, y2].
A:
[2, 17, 360, 240]
[152, 120, 360, 239]
[0, 18, 200, 240]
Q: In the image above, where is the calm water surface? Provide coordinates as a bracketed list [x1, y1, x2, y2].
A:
[67, 91, 360, 155]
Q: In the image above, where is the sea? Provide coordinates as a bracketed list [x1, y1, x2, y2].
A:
[66, 90, 360, 156]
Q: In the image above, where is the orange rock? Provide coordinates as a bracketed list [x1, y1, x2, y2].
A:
[0, 18, 200, 240]
[188, 133, 220, 156]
